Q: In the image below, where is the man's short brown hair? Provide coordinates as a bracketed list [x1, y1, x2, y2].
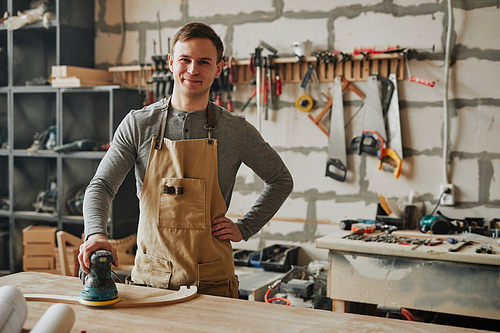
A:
[171, 22, 224, 63]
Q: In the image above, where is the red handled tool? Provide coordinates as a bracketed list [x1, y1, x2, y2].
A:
[404, 51, 435, 87]
[275, 66, 282, 96]
[241, 89, 256, 112]
[409, 75, 435, 87]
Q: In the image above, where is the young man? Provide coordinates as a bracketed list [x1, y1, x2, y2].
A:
[78, 22, 293, 298]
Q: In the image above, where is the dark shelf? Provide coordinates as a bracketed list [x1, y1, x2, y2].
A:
[2, 0, 141, 273]
[13, 211, 58, 222]
[13, 150, 58, 157]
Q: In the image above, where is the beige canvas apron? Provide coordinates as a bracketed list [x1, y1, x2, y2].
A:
[130, 99, 239, 298]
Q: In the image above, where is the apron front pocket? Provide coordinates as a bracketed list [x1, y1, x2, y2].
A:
[159, 178, 206, 229]
[132, 251, 172, 289]
[197, 257, 239, 298]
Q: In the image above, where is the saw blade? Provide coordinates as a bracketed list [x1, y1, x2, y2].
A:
[386, 73, 403, 159]
[325, 76, 347, 181]
[363, 75, 387, 141]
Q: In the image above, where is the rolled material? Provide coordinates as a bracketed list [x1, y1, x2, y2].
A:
[295, 95, 314, 112]
[30, 303, 75, 333]
[0, 285, 28, 333]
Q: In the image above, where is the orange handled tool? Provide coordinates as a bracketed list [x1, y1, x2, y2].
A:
[379, 148, 402, 179]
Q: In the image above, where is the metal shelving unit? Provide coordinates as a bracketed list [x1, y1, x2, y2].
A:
[0, 0, 141, 273]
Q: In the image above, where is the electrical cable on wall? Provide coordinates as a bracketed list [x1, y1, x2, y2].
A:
[443, 0, 453, 184]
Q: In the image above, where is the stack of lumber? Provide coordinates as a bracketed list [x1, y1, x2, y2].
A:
[51, 65, 116, 88]
[23, 225, 56, 273]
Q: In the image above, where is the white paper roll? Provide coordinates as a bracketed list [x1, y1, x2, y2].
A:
[0, 285, 28, 333]
[30, 303, 75, 333]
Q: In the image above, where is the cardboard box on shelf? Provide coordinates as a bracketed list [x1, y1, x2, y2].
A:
[22, 225, 57, 273]
[22, 225, 57, 245]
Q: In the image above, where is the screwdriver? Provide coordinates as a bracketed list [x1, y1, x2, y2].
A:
[241, 89, 256, 112]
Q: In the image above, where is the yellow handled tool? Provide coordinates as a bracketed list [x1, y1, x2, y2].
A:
[378, 148, 402, 179]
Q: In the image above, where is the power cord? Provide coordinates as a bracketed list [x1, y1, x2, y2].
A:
[430, 187, 451, 216]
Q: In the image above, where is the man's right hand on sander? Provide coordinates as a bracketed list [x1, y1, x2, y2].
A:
[78, 233, 118, 274]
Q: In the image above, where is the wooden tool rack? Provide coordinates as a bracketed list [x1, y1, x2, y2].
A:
[108, 53, 405, 89]
[231, 53, 405, 84]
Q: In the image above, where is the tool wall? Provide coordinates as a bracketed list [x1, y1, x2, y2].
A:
[0, 0, 142, 274]
[232, 53, 405, 85]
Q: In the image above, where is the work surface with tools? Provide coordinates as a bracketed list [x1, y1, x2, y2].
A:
[0, 272, 489, 333]
[315, 230, 500, 321]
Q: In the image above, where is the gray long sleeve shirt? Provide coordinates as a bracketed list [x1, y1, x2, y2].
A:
[83, 97, 293, 241]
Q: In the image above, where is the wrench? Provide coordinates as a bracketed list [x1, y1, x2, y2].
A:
[448, 240, 473, 252]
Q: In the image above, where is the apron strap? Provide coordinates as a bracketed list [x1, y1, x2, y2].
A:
[204, 103, 217, 145]
[153, 105, 169, 150]
[154, 100, 217, 150]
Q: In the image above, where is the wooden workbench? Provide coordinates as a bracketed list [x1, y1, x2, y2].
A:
[315, 231, 500, 320]
[0, 272, 486, 332]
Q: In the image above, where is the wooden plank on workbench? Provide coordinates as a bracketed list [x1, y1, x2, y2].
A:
[0, 272, 481, 333]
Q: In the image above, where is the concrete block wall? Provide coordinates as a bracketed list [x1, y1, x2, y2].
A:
[95, 0, 500, 261]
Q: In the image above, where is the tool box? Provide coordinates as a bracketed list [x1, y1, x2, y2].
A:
[375, 204, 417, 230]
[248, 252, 263, 268]
[488, 218, 500, 238]
[259, 244, 299, 272]
[465, 217, 486, 235]
[232, 249, 259, 267]
[22, 225, 57, 273]
[279, 278, 315, 299]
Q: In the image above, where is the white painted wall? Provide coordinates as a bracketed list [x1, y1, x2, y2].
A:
[95, 0, 500, 262]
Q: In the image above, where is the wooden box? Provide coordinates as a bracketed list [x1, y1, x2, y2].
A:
[54, 246, 80, 277]
[24, 244, 55, 257]
[23, 225, 57, 273]
[22, 225, 57, 245]
[22, 255, 54, 273]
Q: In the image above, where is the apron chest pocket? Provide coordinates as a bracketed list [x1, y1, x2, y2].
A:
[159, 178, 206, 229]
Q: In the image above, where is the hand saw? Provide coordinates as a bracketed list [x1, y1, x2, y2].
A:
[351, 74, 402, 178]
[386, 73, 403, 161]
[325, 76, 347, 181]
[363, 74, 393, 141]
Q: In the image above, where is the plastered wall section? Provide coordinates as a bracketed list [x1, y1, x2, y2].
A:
[94, 0, 500, 261]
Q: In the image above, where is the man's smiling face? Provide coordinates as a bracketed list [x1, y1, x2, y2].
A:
[168, 38, 223, 100]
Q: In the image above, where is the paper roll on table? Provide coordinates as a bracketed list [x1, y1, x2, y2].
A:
[0, 285, 28, 333]
[30, 303, 75, 333]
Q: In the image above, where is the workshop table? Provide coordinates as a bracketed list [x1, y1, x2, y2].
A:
[315, 231, 500, 320]
[0, 272, 487, 332]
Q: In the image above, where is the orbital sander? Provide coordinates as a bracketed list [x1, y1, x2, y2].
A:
[79, 250, 121, 306]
